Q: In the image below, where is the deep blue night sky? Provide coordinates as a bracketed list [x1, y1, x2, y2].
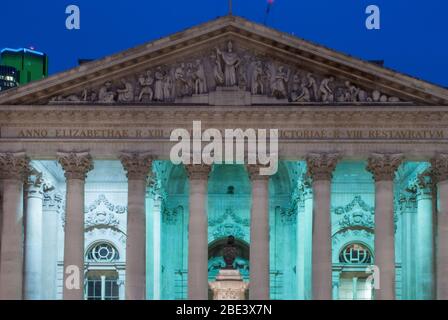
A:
[1, 0, 447, 86]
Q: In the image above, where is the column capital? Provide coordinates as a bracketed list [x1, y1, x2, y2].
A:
[306, 152, 341, 181]
[246, 164, 270, 181]
[25, 169, 44, 198]
[431, 153, 448, 183]
[57, 151, 93, 180]
[120, 152, 154, 180]
[366, 153, 404, 182]
[185, 164, 211, 180]
[0, 152, 30, 180]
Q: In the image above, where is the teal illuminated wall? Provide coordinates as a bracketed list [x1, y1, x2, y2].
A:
[143, 160, 435, 300]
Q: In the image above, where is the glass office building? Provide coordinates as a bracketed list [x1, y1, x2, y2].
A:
[0, 65, 19, 92]
[0, 48, 48, 85]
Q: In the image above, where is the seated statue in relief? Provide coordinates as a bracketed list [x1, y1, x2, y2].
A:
[98, 81, 115, 103]
[117, 79, 134, 103]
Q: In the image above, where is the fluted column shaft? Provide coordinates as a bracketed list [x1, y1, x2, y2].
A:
[367, 153, 403, 300]
[120, 152, 153, 300]
[306, 153, 340, 300]
[58, 152, 93, 300]
[24, 171, 44, 299]
[186, 164, 211, 300]
[247, 165, 270, 300]
[0, 152, 29, 300]
[431, 154, 448, 299]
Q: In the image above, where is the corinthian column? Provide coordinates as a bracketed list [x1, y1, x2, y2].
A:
[306, 153, 340, 300]
[367, 153, 403, 300]
[185, 164, 211, 300]
[24, 170, 45, 300]
[0, 152, 29, 300]
[431, 154, 448, 300]
[408, 171, 435, 299]
[247, 165, 270, 300]
[120, 152, 153, 300]
[57, 152, 93, 300]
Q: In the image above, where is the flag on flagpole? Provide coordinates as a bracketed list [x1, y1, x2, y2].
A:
[264, 0, 275, 25]
[266, 0, 275, 13]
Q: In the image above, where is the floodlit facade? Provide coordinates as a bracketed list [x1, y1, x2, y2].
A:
[0, 15, 448, 300]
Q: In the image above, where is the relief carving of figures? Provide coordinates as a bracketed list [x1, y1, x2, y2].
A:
[238, 66, 248, 91]
[186, 63, 195, 96]
[138, 71, 154, 101]
[251, 61, 264, 95]
[47, 40, 406, 105]
[357, 89, 369, 102]
[211, 53, 225, 86]
[270, 65, 290, 99]
[51, 94, 80, 103]
[291, 73, 311, 102]
[193, 59, 207, 94]
[98, 81, 116, 103]
[306, 73, 319, 101]
[319, 76, 334, 102]
[117, 79, 134, 103]
[175, 63, 189, 97]
[216, 41, 240, 87]
[81, 88, 88, 101]
[163, 71, 173, 100]
[153, 67, 165, 101]
[344, 81, 359, 102]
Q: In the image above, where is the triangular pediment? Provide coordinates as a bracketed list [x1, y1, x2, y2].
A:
[1, 15, 447, 106]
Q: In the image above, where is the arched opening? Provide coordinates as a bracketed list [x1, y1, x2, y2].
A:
[85, 241, 122, 300]
[337, 242, 374, 300]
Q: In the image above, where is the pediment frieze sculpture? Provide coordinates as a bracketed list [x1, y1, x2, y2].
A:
[49, 40, 403, 106]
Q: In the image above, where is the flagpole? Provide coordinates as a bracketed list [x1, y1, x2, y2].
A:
[264, 1, 273, 25]
[229, 0, 232, 15]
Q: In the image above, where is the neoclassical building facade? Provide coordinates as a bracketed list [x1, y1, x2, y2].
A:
[0, 15, 448, 300]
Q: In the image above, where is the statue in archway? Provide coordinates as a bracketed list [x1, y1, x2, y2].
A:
[222, 235, 238, 269]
